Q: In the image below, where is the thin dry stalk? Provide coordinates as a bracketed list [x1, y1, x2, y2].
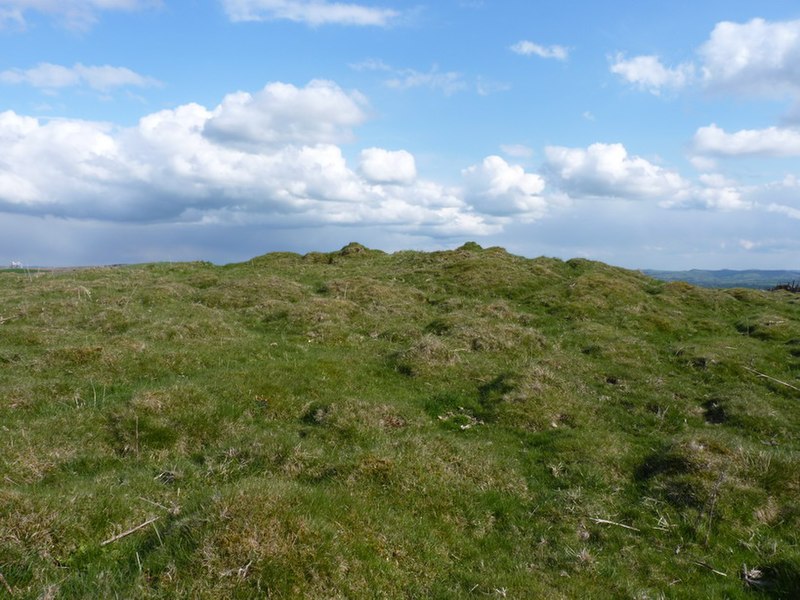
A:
[590, 517, 640, 532]
[703, 472, 726, 546]
[743, 367, 800, 392]
[690, 560, 727, 577]
[0, 572, 13, 595]
[101, 516, 160, 546]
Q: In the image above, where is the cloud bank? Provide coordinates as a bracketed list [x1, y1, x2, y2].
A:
[0, 80, 562, 239]
[0, 78, 776, 246]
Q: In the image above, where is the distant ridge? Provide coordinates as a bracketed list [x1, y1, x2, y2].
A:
[644, 268, 800, 289]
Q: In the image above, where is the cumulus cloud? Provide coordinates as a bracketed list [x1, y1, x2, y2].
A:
[510, 41, 569, 61]
[692, 123, 800, 157]
[203, 80, 368, 149]
[609, 54, 694, 94]
[612, 18, 800, 98]
[542, 142, 758, 212]
[359, 148, 416, 184]
[0, 63, 160, 92]
[0, 81, 514, 238]
[544, 142, 690, 202]
[681, 185, 751, 211]
[221, 0, 398, 27]
[462, 156, 550, 219]
[699, 18, 800, 96]
[0, 0, 156, 29]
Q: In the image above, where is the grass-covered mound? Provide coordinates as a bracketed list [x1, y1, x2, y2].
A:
[1, 243, 798, 598]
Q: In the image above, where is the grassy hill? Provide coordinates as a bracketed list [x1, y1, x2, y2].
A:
[1, 242, 798, 598]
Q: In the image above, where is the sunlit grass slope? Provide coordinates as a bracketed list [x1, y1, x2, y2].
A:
[1, 242, 798, 598]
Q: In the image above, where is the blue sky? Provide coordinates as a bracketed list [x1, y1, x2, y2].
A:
[0, 0, 799, 268]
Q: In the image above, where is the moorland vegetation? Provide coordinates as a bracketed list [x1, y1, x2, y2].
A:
[0, 243, 798, 598]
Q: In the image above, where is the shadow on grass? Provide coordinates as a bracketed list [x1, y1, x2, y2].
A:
[744, 559, 800, 599]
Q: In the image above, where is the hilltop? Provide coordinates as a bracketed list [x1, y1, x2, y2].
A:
[0, 243, 798, 598]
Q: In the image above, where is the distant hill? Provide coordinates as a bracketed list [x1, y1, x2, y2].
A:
[643, 268, 800, 289]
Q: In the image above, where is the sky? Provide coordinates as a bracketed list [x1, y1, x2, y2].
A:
[0, 0, 799, 269]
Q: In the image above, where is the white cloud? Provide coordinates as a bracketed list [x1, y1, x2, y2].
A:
[0, 63, 76, 88]
[689, 155, 717, 171]
[77, 64, 160, 91]
[0, 0, 156, 29]
[683, 185, 751, 211]
[500, 144, 533, 159]
[203, 80, 368, 149]
[612, 18, 800, 99]
[475, 76, 510, 96]
[359, 148, 416, 184]
[609, 53, 694, 94]
[385, 66, 467, 95]
[543, 141, 795, 214]
[462, 155, 549, 218]
[767, 203, 800, 219]
[0, 8, 24, 27]
[355, 59, 494, 96]
[510, 40, 569, 61]
[544, 142, 690, 201]
[700, 173, 800, 214]
[699, 18, 800, 96]
[693, 123, 800, 157]
[0, 63, 160, 92]
[739, 239, 758, 250]
[698, 173, 735, 188]
[221, 0, 398, 27]
[0, 82, 512, 239]
[348, 58, 392, 72]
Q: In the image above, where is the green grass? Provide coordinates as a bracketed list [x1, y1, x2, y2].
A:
[1, 242, 799, 598]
